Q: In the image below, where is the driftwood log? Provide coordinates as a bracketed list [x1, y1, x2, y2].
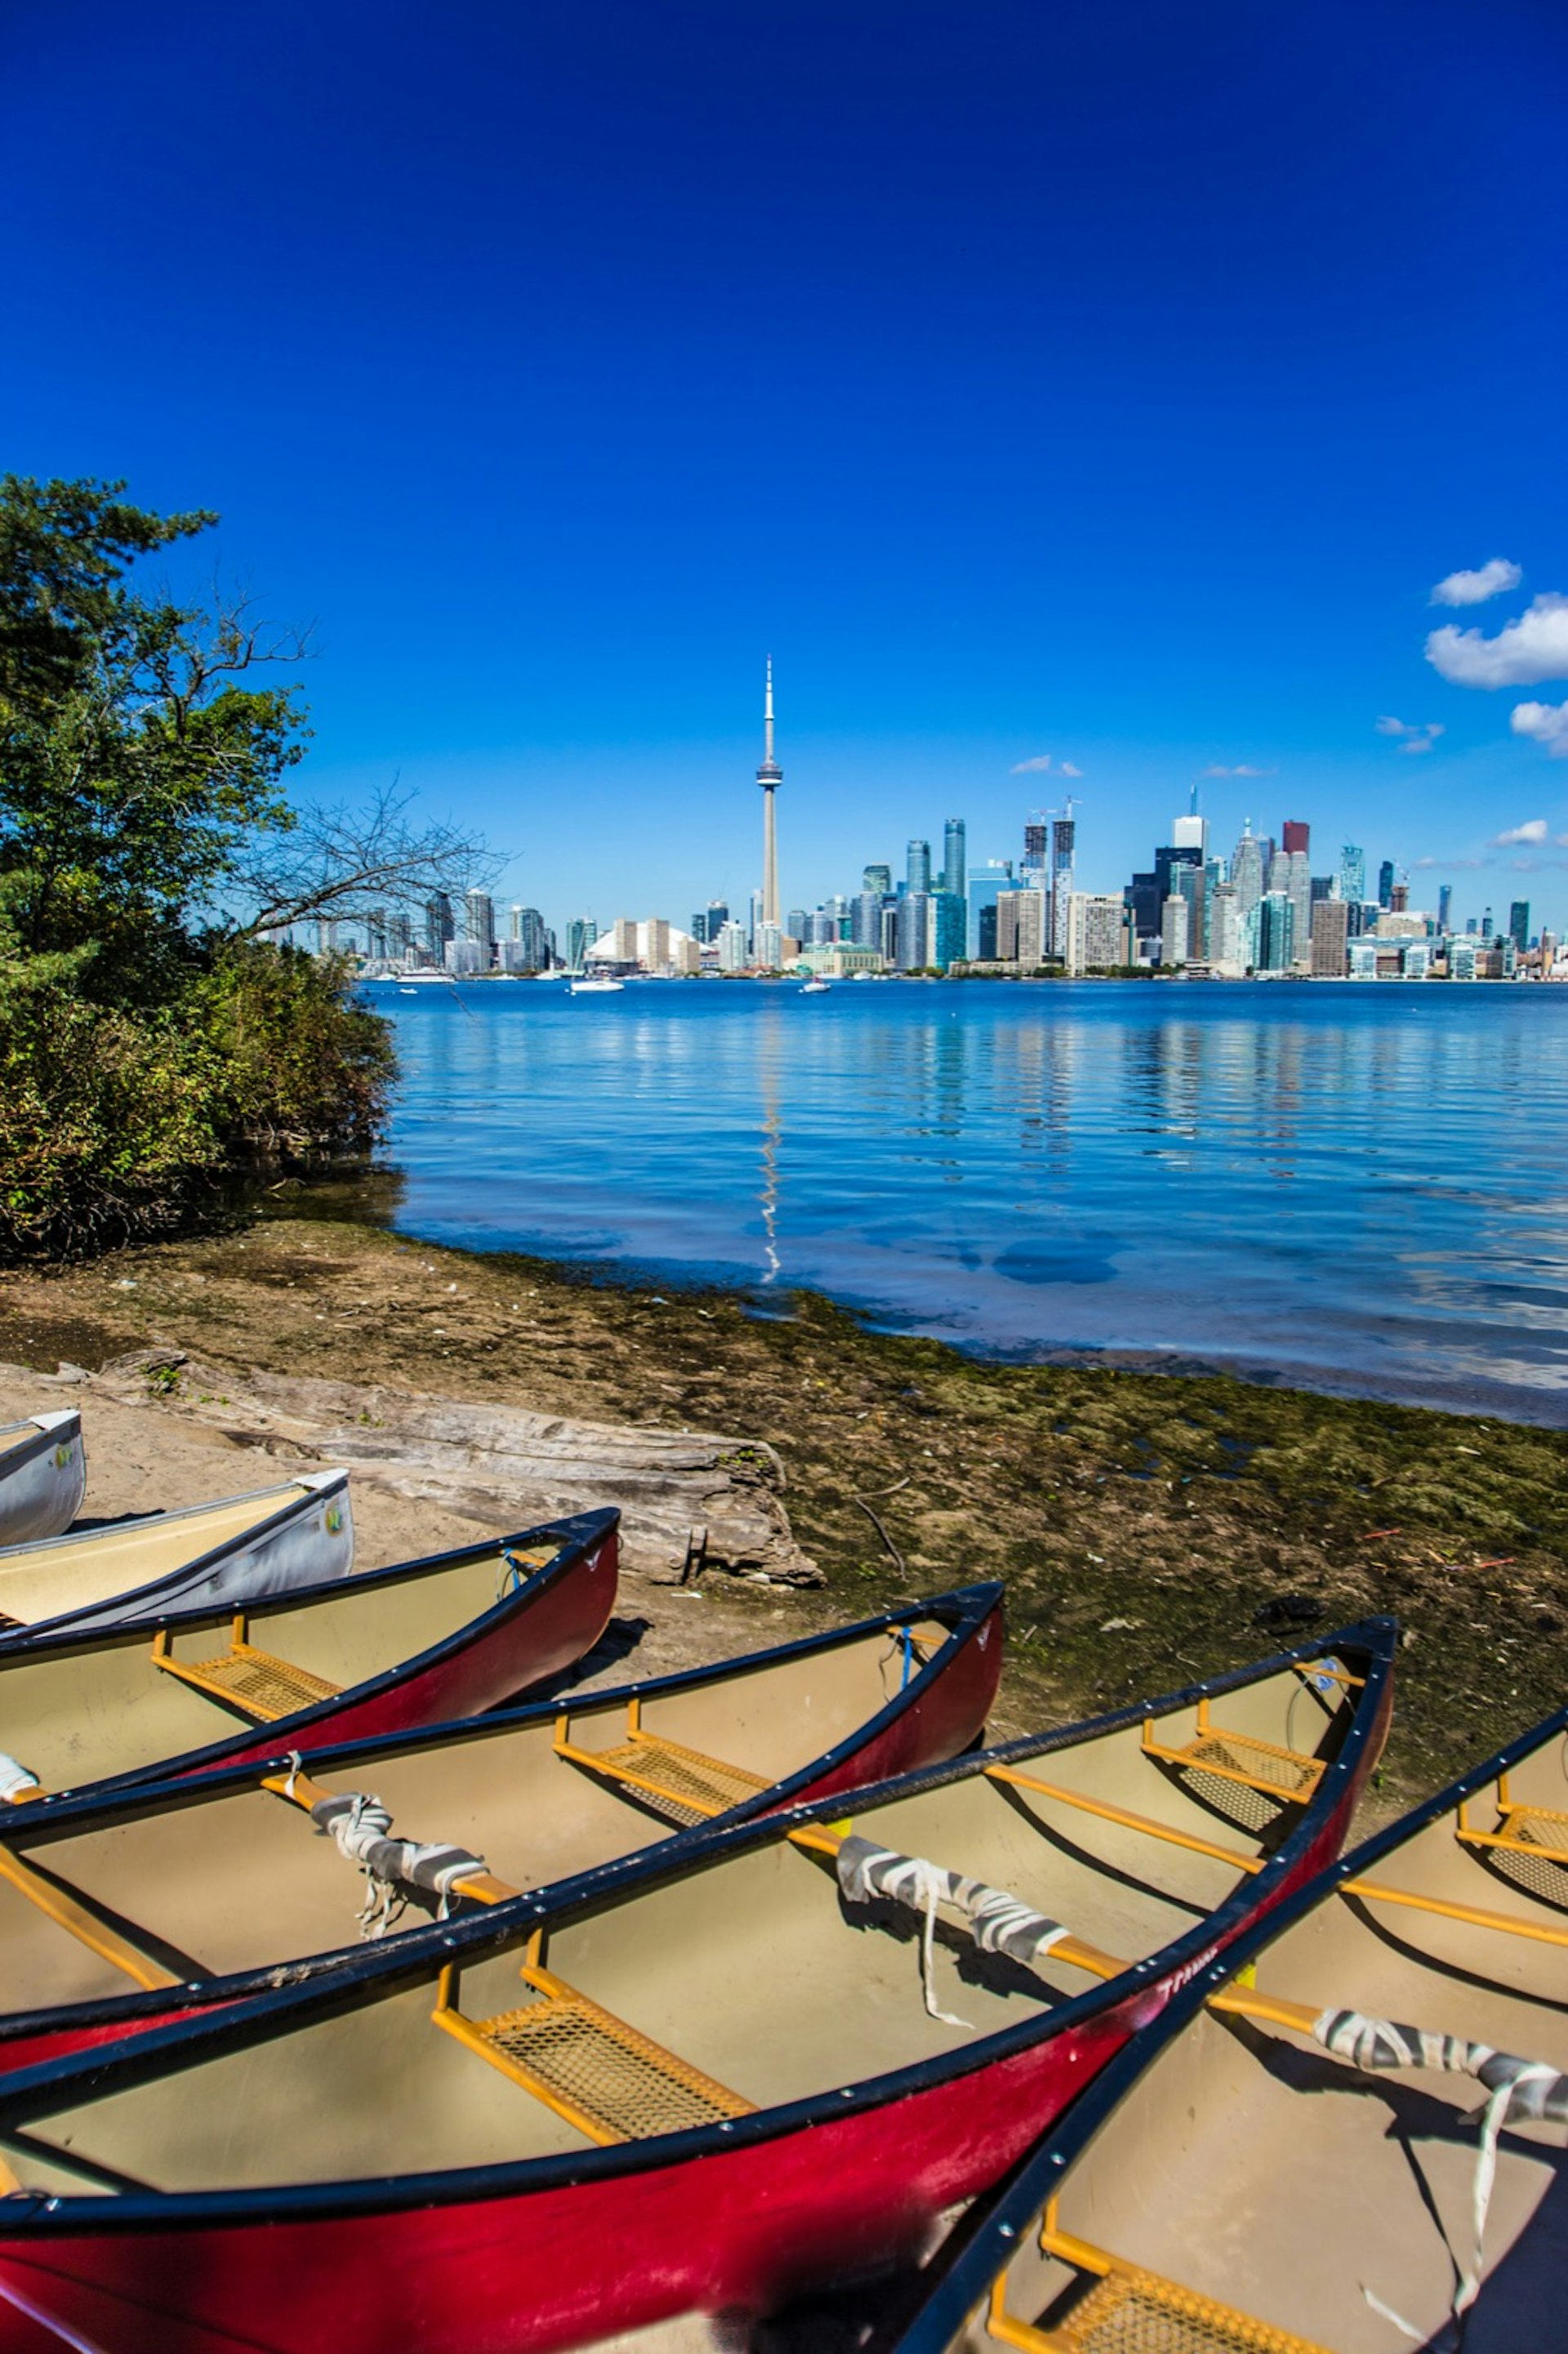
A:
[53, 1349, 819, 1586]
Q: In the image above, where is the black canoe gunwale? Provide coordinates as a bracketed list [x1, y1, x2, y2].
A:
[0, 1616, 1394, 2237]
[884, 1675, 1568, 2354]
[0, 1508, 621, 1815]
[0, 1469, 354, 1645]
[0, 1580, 1002, 2044]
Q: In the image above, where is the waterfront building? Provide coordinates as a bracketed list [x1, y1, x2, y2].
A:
[850, 889, 885, 948]
[1310, 898, 1349, 978]
[1450, 938, 1478, 980]
[1049, 816, 1076, 956]
[1378, 858, 1396, 910]
[1339, 844, 1365, 903]
[1066, 892, 1130, 973]
[1348, 940, 1378, 979]
[1231, 824, 1264, 915]
[1209, 883, 1242, 974]
[1404, 940, 1432, 979]
[716, 920, 749, 972]
[1257, 890, 1294, 972]
[564, 916, 595, 971]
[862, 863, 892, 895]
[444, 938, 484, 974]
[880, 903, 899, 963]
[895, 890, 931, 970]
[753, 920, 782, 970]
[1160, 894, 1188, 968]
[755, 659, 782, 928]
[465, 889, 495, 954]
[964, 863, 1012, 959]
[942, 819, 967, 899]
[508, 906, 549, 969]
[931, 889, 967, 970]
[1510, 900, 1530, 951]
[748, 888, 764, 953]
[906, 840, 932, 895]
[996, 888, 1047, 966]
[1374, 911, 1424, 940]
[425, 890, 455, 961]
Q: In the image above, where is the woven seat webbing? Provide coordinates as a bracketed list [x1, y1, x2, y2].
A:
[1009, 2245, 1332, 2354]
[436, 1964, 754, 2145]
[152, 1626, 341, 1723]
[590, 1732, 771, 1825]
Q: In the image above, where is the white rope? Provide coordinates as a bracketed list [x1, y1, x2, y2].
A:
[0, 1755, 39, 1803]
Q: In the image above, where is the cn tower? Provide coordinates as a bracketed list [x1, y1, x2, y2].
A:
[756, 657, 782, 927]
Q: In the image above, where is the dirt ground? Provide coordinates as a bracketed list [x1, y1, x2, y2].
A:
[3, 1208, 1566, 1805]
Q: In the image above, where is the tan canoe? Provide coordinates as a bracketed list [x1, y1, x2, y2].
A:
[895, 1700, 1568, 2353]
[0, 1619, 1392, 2354]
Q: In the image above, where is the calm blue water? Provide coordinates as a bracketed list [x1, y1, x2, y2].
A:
[364, 979, 1568, 1423]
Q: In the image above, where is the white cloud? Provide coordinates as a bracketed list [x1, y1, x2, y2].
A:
[1202, 762, 1275, 778]
[1374, 717, 1444, 752]
[1430, 558, 1522, 608]
[1059, 760, 1083, 778]
[1512, 700, 1568, 758]
[1010, 753, 1052, 774]
[1427, 593, 1568, 688]
[1491, 818, 1548, 846]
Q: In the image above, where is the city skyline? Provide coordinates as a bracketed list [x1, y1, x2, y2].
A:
[4, 5, 1564, 939]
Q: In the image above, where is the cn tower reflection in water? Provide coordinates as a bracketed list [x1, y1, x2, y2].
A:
[378, 980, 1568, 1423]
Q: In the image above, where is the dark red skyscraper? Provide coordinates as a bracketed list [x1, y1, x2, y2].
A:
[1281, 819, 1309, 854]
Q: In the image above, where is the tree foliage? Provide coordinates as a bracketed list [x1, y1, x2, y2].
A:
[0, 473, 456, 1259]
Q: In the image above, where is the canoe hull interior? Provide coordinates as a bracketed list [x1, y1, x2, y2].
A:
[0, 1513, 619, 1812]
[0, 1623, 1390, 2354]
[0, 1416, 85, 1551]
[0, 1473, 355, 1638]
[0, 1589, 1000, 2065]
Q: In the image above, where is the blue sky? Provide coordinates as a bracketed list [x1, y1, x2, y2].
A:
[5, 0, 1566, 932]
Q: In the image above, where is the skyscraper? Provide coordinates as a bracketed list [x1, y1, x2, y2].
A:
[1049, 815, 1076, 956]
[1281, 819, 1310, 855]
[1437, 884, 1452, 934]
[1172, 790, 1208, 858]
[424, 890, 455, 961]
[942, 818, 967, 899]
[1231, 825, 1264, 915]
[906, 839, 932, 894]
[1378, 859, 1395, 910]
[755, 659, 782, 927]
[862, 864, 892, 894]
[1258, 891, 1294, 972]
[1510, 900, 1530, 951]
[1339, 845, 1365, 903]
[564, 917, 595, 971]
[895, 891, 930, 970]
[465, 889, 495, 957]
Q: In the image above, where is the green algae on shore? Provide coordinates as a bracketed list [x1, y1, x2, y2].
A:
[1, 1212, 1564, 1806]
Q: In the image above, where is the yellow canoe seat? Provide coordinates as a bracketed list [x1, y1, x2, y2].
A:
[994, 2219, 1332, 2352]
[433, 1958, 754, 2145]
[555, 1698, 770, 1826]
[152, 1618, 341, 1723]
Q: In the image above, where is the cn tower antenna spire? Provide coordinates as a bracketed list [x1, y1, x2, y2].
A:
[755, 656, 782, 934]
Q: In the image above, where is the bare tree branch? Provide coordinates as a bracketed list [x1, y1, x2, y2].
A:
[223, 780, 503, 940]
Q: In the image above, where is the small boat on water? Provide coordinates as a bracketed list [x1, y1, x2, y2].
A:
[0, 1413, 83, 1548]
[0, 1583, 1001, 2065]
[0, 1621, 1391, 2353]
[891, 1692, 1568, 2354]
[569, 974, 624, 995]
[800, 977, 831, 994]
[0, 1510, 617, 1814]
[0, 1469, 352, 1639]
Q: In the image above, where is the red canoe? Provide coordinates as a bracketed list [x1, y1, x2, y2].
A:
[0, 1616, 1392, 2354]
[0, 1509, 618, 1814]
[0, 1580, 1000, 2068]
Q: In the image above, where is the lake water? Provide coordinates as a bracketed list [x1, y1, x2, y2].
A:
[364, 978, 1568, 1424]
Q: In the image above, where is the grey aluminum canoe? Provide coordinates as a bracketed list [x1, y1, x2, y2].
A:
[0, 1469, 354, 1638]
[0, 1413, 86, 1548]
